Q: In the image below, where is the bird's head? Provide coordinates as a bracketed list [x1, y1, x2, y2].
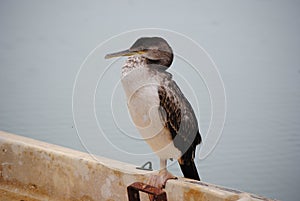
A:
[105, 37, 173, 68]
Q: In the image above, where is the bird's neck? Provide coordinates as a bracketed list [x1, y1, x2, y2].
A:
[121, 56, 147, 78]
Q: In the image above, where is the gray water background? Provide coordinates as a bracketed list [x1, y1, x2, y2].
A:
[1, 1, 300, 200]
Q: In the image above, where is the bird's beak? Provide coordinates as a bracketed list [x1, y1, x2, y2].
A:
[105, 49, 145, 59]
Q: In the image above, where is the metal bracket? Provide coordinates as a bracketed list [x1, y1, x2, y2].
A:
[136, 161, 153, 171]
[127, 182, 167, 201]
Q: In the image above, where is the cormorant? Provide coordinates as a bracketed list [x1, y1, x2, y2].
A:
[105, 37, 201, 188]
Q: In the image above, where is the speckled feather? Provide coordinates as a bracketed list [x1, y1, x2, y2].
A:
[156, 71, 202, 165]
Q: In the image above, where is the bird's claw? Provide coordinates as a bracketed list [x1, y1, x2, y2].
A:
[148, 170, 176, 201]
[148, 169, 177, 189]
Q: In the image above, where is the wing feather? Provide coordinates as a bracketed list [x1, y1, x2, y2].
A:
[157, 75, 201, 164]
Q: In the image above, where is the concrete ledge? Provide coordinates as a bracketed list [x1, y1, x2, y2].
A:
[0, 131, 274, 201]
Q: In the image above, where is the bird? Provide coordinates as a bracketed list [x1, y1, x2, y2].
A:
[105, 37, 201, 188]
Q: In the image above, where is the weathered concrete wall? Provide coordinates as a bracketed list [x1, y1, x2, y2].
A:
[0, 131, 273, 201]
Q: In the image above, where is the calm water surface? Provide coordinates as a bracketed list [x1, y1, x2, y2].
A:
[1, 1, 300, 201]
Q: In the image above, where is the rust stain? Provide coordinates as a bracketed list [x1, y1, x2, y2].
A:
[0, 179, 50, 199]
[225, 195, 240, 201]
[78, 195, 95, 201]
[0, 188, 41, 201]
[50, 153, 55, 161]
[1, 179, 97, 201]
[184, 188, 205, 201]
[112, 169, 122, 178]
[0, 163, 3, 179]
[87, 162, 93, 170]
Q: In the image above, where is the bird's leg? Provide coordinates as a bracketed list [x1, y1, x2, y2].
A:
[158, 159, 177, 187]
[148, 159, 177, 189]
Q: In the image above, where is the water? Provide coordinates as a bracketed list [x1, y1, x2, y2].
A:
[1, 1, 300, 200]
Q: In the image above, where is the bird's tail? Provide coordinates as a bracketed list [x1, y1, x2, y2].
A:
[179, 160, 200, 181]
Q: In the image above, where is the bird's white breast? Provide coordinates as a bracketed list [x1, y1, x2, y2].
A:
[121, 61, 181, 160]
[121, 67, 162, 136]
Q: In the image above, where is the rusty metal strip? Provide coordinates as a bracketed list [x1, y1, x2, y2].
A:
[127, 182, 167, 201]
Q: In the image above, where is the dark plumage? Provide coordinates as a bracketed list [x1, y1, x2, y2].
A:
[157, 72, 201, 181]
[130, 37, 174, 68]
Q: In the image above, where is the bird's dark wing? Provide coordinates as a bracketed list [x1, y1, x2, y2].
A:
[157, 74, 202, 167]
